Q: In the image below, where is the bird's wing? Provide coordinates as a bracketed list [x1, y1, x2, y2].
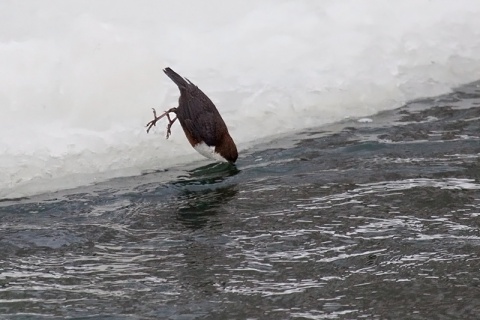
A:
[178, 86, 228, 146]
[183, 107, 223, 146]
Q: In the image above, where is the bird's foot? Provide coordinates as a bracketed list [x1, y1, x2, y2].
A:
[165, 114, 177, 139]
[145, 108, 160, 133]
[166, 124, 172, 139]
[146, 108, 177, 134]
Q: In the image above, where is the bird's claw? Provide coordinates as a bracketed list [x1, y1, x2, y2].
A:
[145, 108, 158, 133]
[145, 107, 177, 137]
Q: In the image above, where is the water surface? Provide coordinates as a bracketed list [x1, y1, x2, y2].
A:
[1, 82, 480, 319]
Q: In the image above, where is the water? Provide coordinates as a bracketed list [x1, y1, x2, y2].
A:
[2, 1, 480, 319]
[1, 81, 480, 319]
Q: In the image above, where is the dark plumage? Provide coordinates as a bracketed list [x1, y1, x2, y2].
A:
[146, 68, 238, 163]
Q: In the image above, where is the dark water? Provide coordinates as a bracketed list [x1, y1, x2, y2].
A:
[1, 81, 480, 319]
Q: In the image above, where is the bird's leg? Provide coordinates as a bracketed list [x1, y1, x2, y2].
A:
[146, 107, 177, 134]
[165, 114, 177, 139]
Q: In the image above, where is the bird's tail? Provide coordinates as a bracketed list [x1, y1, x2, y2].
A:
[163, 67, 191, 89]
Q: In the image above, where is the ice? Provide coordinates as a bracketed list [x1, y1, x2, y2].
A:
[1, 0, 480, 198]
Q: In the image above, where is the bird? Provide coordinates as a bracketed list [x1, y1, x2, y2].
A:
[146, 67, 238, 163]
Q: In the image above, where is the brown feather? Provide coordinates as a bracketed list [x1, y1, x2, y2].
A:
[164, 68, 238, 163]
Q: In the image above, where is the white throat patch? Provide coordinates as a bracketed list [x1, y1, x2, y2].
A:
[194, 142, 228, 162]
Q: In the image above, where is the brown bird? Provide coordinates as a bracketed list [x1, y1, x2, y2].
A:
[146, 68, 238, 163]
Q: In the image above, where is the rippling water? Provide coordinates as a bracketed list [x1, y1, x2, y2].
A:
[1, 82, 480, 319]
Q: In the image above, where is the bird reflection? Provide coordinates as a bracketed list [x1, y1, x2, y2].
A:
[176, 185, 237, 229]
[176, 162, 239, 186]
[174, 162, 239, 229]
